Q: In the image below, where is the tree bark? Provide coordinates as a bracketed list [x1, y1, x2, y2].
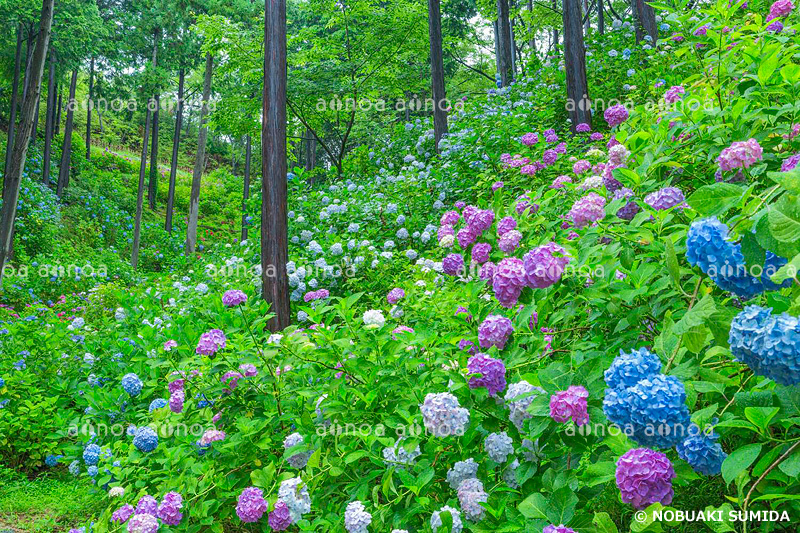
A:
[131, 106, 152, 270]
[56, 68, 78, 197]
[148, 28, 161, 210]
[427, 0, 448, 152]
[304, 127, 316, 171]
[0, 0, 54, 282]
[496, 0, 514, 86]
[633, 0, 657, 42]
[30, 90, 40, 145]
[562, 0, 591, 130]
[165, 68, 184, 233]
[528, 0, 537, 55]
[43, 50, 56, 185]
[185, 52, 213, 254]
[262, 0, 291, 331]
[54, 84, 61, 135]
[4, 24, 24, 179]
[21, 26, 34, 106]
[241, 134, 251, 241]
[597, 0, 605, 34]
[552, 0, 560, 54]
[86, 56, 94, 160]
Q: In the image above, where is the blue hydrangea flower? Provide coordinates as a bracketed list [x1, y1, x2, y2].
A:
[121, 373, 143, 396]
[87, 465, 99, 477]
[676, 425, 727, 475]
[604, 347, 662, 390]
[45, 454, 62, 467]
[730, 306, 800, 386]
[83, 444, 101, 465]
[686, 218, 792, 298]
[69, 460, 80, 476]
[148, 398, 168, 412]
[133, 427, 158, 453]
[604, 352, 692, 449]
[0, 377, 5, 388]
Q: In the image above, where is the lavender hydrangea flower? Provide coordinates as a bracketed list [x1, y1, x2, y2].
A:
[523, 242, 570, 289]
[479, 262, 496, 282]
[457, 226, 478, 248]
[498, 230, 522, 254]
[420, 392, 470, 437]
[268, 500, 293, 531]
[442, 253, 465, 276]
[387, 287, 405, 304]
[549, 386, 590, 426]
[447, 458, 479, 489]
[471, 242, 491, 264]
[544, 525, 577, 533]
[382, 438, 421, 468]
[604, 104, 629, 127]
[457, 478, 488, 521]
[284, 432, 313, 468]
[505, 381, 545, 430]
[278, 477, 312, 522]
[485, 431, 514, 463]
[568, 193, 606, 228]
[169, 391, 184, 413]
[112, 504, 134, 524]
[615, 448, 676, 509]
[157, 492, 183, 526]
[441, 210, 460, 226]
[492, 258, 526, 308]
[236, 486, 268, 523]
[222, 289, 248, 307]
[497, 216, 517, 236]
[644, 187, 685, 210]
[717, 139, 763, 172]
[126, 513, 159, 533]
[468, 209, 495, 233]
[196, 329, 226, 356]
[467, 353, 507, 396]
[135, 495, 158, 515]
[431, 506, 463, 533]
[344, 501, 372, 533]
[478, 314, 514, 349]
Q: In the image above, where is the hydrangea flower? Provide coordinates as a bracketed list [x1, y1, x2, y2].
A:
[127, 513, 159, 533]
[717, 139, 763, 172]
[382, 438, 421, 468]
[363, 309, 386, 328]
[604, 104, 629, 127]
[457, 477, 488, 521]
[729, 305, 800, 385]
[676, 425, 727, 475]
[387, 287, 405, 304]
[431, 505, 463, 533]
[284, 433, 313, 468]
[112, 504, 134, 524]
[568, 192, 606, 228]
[523, 242, 570, 289]
[615, 448, 675, 509]
[148, 398, 167, 412]
[498, 230, 522, 254]
[196, 329, 226, 356]
[604, 348, 662, 390]
[136, 495, 158, 515]
[521, 132, 539, 146]
[121, 373, 143, 396]
[613, 188, 640, 220]
[549, 385, 590, 426]
[664, 85, 685, 104]
[158, 492, 183, 526]
[505, 380, 545, 430]
[222, 289, 248, 307]
[344, 501, 372, 533]
[471, 242, 491, 264]
[478, 314, 514, 349]
[485, 431, 514, 463]
[83, 443, 100, 465]
[497, 216, 517, 235]
[447, 458, 479, 489]
[420, 392, 470, 437]
[467, 353, 506, 396]
[544, 525, 577, 533]
[644, 187, 685, 210]
[442, 253, 465, 276]
[133, 427, 159, 453]
[492, 257, 526, 307]
[278, 477, 312, 523]
[268, 500, 293, 531]
[236, 486, 268, 523]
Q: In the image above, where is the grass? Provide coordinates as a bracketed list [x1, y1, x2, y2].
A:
[0, 467, 103, 533]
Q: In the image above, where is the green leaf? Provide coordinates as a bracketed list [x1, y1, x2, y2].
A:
[545, 486, 578, 526]
[250, 466, 274, 488]
[740, 232, 766, 269]
[518, 492, 548, 519]
[593, 512, 619, 533]
[664, 238, 682, 293]
[703, 503, 736, 532]
[580, 461, 616, 487]
[673, 294, 716, 336]
[778, 446, 800, 477]
[767, 167, 800, 194]
[758, 52, 780, 85]
[686, 183, 744, 217]
[768, 198, 800, 243]
[722, 443, 762, 484]
[744, 407, 780, 433]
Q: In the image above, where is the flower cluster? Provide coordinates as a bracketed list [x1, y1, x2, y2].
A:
[457, 477, 488, 521]
[196, 329, 226, 356]
[568, 192, 606, 228]
[420, 392, 470, 437]
[478, 314, 514, 349]
[717, 138, 763, 172]
[467, 353, 507, 396]
[676, 425, 727, 475]
[344, 501, 372, 533]
[222, 289, 248, 306]
[549, 385, 589, 426]
[729, 305, 800, 385]
[615, 448, 676, 509]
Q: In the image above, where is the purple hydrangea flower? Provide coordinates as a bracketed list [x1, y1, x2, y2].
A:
[568, 193, 606, 228]
[387, 288, 405, 304]
[196, 329, 226, 356]
[521, 132, 539, 146]
[471, 242, 492, 264]
[112, 504, 134, 524]
[441, 210, 460, 226]
[269, 500, 293, 531]
[717, 139, 763, 172]
[498, 230, 522, 254]
[468, 209, 495, 233]
[479, 262, 496, 282]
[781, 153, 800, 172]
[478, 314, 514, 349]
[442, 253, 465, 276]
[615, 448, 676, 509]
[467, 353, 507, 396]
[604, 104, 629, 127]
[664, 85, 685, 104]
[457, 226, 478, 248]
[576, 123, 591, 133]
[135, 495, 158, 515]
[544, 526, 577, 533]
[523, 242, 570, 289]
[127, 513, 159, 533]
[613, 188, 640, 220]
[644, 187, 686, 211]
[492, 257, 526, 307]
[549, 385, 590, 426]
[497, 216, 517, 236]
[236, 487, 268, 523]
[222, 289, 248, 307]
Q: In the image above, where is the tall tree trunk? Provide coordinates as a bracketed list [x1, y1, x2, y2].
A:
[528, 0, 536, 54]
[43, 50, 55, 185]
[56, 68, 78, 197]
[552, 0, 560, 54]
[21, 26, 34, 105]
[262, 0, 290, 331]
[493, 20, 501, 78]
[427, 0, 448, 152]
[4, 24, 24, 179]
[563, 0, 591, 130]
[54, 84, 61, 135]
[632, 0, 657, 42]
[496, 0, 513, 86]
[86, 56, 94, 160]
[165, 68, 184, 233]
[584, 0, 590, 34]
[304, 127, 316, 171]
[241, 134, 251, 241]
[30, 92, 40, 145]
[510, 16, 517, 75]
[148, 28, 161, 210]
[597, 0, 605, 34]
[131, 105, 152, 270]
[0, 0, 54, 282]
[185, 53, 213, 254]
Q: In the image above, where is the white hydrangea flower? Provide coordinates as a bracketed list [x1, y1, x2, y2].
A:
[362, 310, 385, 329]
[431, 506, 463, 533]
[278, 477, 311, 522]
[447, 458, 478, 489]
[485, 432, 514, 463]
